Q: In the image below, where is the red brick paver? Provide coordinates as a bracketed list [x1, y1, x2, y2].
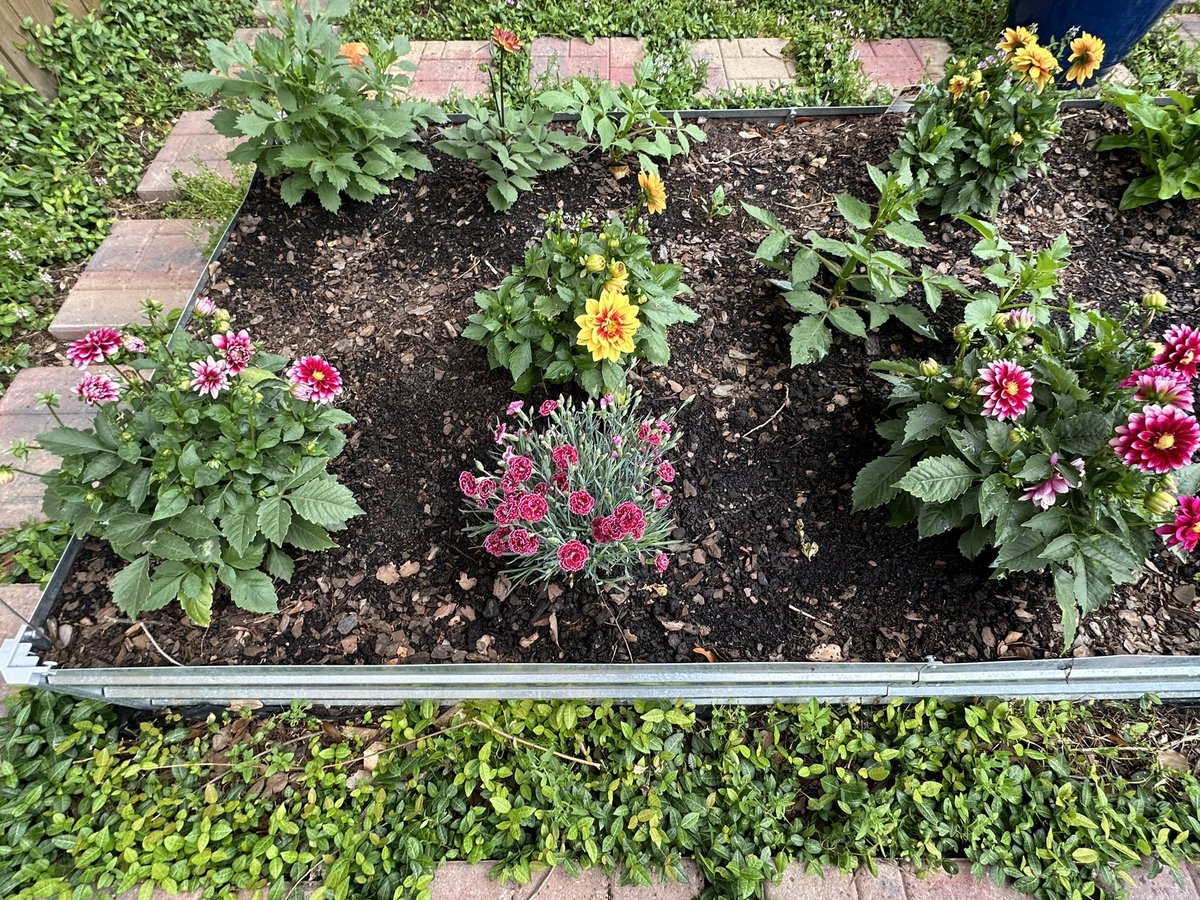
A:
[854, 38, 950, 91]
[49, 219, 211, 341]
[0, 584, 42, 644]
[532, 37, 645, 87]
[0, 367, 96, 529]
[401, 40, 491, 101]
[137, 111, 245, 202]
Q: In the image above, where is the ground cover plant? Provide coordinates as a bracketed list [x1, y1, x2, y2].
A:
[2, 303, 360, 626]
[4, 690, 1200, 900]
[35, 108, 1200, 671]
[184, 0, 444, 212]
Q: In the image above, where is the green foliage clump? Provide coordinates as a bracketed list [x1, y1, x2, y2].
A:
[1123, 17, 1200, 92]
[3, 690, 1200, 900]
[0, 518, 70, 585]
[1098, 87, 1200, 210]
[184, 0, 445, 212]
[164, 163, 255, 255]
[463, 206, 696, 395]
[743, 165, 954, 366]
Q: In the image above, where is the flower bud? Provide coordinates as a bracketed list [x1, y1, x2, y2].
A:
[949, 376, 965, 389]
[585, 254, 606, 273]
[943, 397, 960, 410]
[0, 467, 13, 485]
[608, 239, 619, 249]
[918, 359, 941, 377]
[177, 378, 192, 391]
[953, 324, 971, 343]
[1009, 430, 1022, 444]
[1142, 291, 1169, 312]
[992, 313, 1010, 332]
[1146, 491, 1177, 516]
[1163, 474, 1178, 492]
[1008, 131, 1023, 147]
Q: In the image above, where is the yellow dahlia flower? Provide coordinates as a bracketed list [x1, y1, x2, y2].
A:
[1012, 44, 1059, 92]
[638, 170, 667, 215]
[605, 261, 629, 293]
[1065, 33, 1105, 86]
[575, 288, 640, 363]
[996, 26, 1036, 57]
[948, 75, 970, 101]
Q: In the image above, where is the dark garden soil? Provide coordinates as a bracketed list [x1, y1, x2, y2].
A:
[46, 110, 1200, 669]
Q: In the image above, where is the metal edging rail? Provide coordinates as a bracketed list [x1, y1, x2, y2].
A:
[16, 100, 1200, 710]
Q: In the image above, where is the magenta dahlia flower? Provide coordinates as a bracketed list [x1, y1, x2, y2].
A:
[67, 327, 123, 367]
[194, 297, 217, 316]
[568, 490, 595, 515]
[1006, 308, 1034, 331]
[1110, 405, 1200, 473]
[978, 360, 1034, 421]
[190, 356, 230, 398]
[72, 373, 120, 405]
[1157, 496, 1200, 552]
[1155, 325, 1200, 380]
[1130, 370, 1194, 412]
[557, 540, 589, 573]
[213, 330, 255, 375]
[1018, 453, 1081, 510]
[287, 356, 343, 404]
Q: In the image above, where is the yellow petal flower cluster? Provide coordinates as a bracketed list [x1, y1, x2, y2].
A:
[1065, 33, 1105, 86]
[576, 288, 640, 363]
[638, 170, 667, 215]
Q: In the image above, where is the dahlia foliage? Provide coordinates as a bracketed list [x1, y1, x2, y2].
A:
[3, 300, 360, 627]
[854, 229, 1200, 644]
[460, 393, 685, 590]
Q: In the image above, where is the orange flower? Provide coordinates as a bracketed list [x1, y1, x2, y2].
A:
[947, 74, 970, 101]
[996, 26, 1036, 57]
[491, 27, 522, 54]
[1065, 32, 1105, 86]
[339, 41, 369, 68]
[1011, 44, 1059, 92]
[575, 288, 640, 363]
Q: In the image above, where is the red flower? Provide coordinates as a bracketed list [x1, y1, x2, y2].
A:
[551, 444, 579, 470]
[568, 490, 595, 515]
[483, 531, 509, 557]
[1111, 405, 1200, 474]
[288, 356, 343, 404]
[532, 481, 549, 496]
[212, 329, 255, 375]
[508, 529, 540, 555]
[978, 360, 1034, 421]
[190, 356, 230, 399]
[506, 455, 534, 483]
[652, 488, 671, 510]
[657, 461, 676, 482]
[592, 516, 619, 543]
[459, 471, 478, 497]
[1155, 325, 1200, 380]
[72, 373, 120, 405]
[552, 472, 570, 493]
[67, 327, 123, 367]
[493, 500, 519, 525]
[517, 493, 548, 524]
[1158, 495, 1200, 552]
[1130, 370, 1194, 412]
[557, 539, 589, 572]
[613, 501, 646, 537]
[654, 552, 669, 574]
[491, 26, 522, 54]
[538, 400, 558, 416]
[476, 478, 497, 501]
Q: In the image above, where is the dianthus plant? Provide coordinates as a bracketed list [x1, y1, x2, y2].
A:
[459, 393, 685, 591]
[462, 188, 696, 396]
[854, 227, 1199, 645]
[2, 301, 362, 627]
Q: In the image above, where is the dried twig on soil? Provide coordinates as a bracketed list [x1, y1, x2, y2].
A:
[139, 622, 185, 667]
[743, 386, 790, 440]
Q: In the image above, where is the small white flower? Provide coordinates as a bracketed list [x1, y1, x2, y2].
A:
[7, 249, 22, 261]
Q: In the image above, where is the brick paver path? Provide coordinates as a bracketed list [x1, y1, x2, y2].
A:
[532, 37, 645, 87]
[0, 367, 96, 530]
[49, 219, 211, 341]
[402, 40, 492, 100]
[136, 111, 243, 203]
[854, 38, 951, 91]
[429, 860, 1200, 899]
[689, 38, 794, 94]
[1174, 14, 1200, 43]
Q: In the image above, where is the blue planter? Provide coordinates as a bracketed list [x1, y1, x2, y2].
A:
[1006, 0, 1175, 76]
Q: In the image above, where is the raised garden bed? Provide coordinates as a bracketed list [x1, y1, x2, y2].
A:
[18, 105, 1199, 696]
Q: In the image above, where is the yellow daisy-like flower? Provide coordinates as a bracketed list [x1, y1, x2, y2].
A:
[1012, 44, 1059, 92]
[575, 288, 640, 363]
[638, 170, 667, 215]
[947, 74, 970, 101]
[605, 261, 629, 293]
[996, 26, 1036, 57]
[1065, 32, 1105, 86]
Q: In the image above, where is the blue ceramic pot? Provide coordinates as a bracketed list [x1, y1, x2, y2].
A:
[1007, 0, 1175, 76]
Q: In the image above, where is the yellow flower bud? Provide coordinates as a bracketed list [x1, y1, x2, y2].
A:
[585, 254, 607, 273]
[1142, 291, 1169, 312]
[1008, 131, 1023, 147]
[1146, 491, 1177, 516]
[953, 324, 971, 343]
[943, 397, 960, 410]
[918, 359, 941, 377]
[992, 313, 1010, 331]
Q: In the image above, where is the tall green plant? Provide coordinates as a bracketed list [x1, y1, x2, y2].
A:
[1098, 86, 1200, 210]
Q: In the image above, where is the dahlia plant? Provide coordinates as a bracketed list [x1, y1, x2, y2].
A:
[854, 228, 1199, 645]
[460, 393, 684, 591]
[462, 185, 696, 395]
[891, 26, 1104, 218]
[2, 301, 361, 627]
